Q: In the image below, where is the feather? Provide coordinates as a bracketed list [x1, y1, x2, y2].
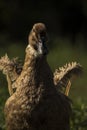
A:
[0, 54, 22, 81]
[54, 62, 83, 93]
[0, 54, 23, 95]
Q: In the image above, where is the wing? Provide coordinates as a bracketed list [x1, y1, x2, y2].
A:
[0, 54, 23, 95]
[54, 62, 83, 96]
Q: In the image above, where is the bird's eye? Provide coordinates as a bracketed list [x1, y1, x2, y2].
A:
[40, 32, 46, 42]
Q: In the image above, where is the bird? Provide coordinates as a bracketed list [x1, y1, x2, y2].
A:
[0, 55, 82, 96]
[0, 23, 82, 130]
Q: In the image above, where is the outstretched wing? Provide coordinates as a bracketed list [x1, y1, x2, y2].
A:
[0, 54, 22, 81]
[54, 62, 83, 95]
[0, 54, 23, 95]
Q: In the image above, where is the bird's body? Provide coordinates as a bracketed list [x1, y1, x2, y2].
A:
[5, 55, 71, 130]
[4, 23, 71, 130]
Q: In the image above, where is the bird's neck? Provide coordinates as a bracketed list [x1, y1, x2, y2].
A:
[23, 51, 52, 79]
[23, 47, 49, 75]
[15, 49, 53, 93]
[23, 52, 37, 71]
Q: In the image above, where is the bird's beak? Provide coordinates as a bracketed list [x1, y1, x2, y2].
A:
[42, 40, 49, 55]
[40, 34, 49, 55]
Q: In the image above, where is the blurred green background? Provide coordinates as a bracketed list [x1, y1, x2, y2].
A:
[0, 0, 87, 129]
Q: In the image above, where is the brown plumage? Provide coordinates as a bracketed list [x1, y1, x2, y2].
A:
[2, 23, 72, 130]
[0, 56, 82, 96]
[0, 54, 22, 95]
[54, 62, 83, 95]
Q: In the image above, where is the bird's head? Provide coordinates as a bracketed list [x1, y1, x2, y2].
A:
[26, 23, 48, 57]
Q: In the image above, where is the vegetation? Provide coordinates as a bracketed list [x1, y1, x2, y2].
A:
[71, 101, 87, 130]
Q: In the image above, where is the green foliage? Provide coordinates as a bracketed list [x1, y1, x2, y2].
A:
[71, 101, 87, 130]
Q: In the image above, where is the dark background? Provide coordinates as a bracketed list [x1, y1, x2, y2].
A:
[0, 0, 87, 45]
